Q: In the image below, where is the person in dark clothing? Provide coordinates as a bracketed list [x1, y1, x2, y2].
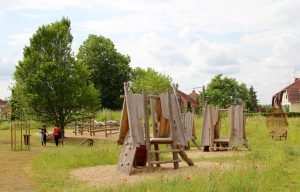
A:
[40, 125, 48, 146]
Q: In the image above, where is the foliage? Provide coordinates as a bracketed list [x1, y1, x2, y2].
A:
[257, 104, 273, 113]
[200, 74, 249, 108]
[77, 35, 131, 110]
[246, 86, 259, 112]
[130, 67, 172, 94]
[12, 18, 99, 133]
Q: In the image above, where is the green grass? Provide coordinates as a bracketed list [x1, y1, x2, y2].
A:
[24, 115, 300, 191]
[31, 139, 120, 192]
[95, 109, 121, 122]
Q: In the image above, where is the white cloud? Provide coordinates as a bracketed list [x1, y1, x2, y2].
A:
[1, 0, 300, 104]
[0, 78, 13, 100]
[7, 31, 33, 46]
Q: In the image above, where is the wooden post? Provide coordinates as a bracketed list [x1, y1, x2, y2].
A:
[105, 117, 107, 138]
[14, 124, 16, 150]
[143, 88, 153, 169]
[20, 122, 23, 150]
[167, 90, 179, 169]
[74, 122, 77, 135]
[28, 123, 30, 150]
[150, 92, 160, 167]
[11, 123, 13, 150]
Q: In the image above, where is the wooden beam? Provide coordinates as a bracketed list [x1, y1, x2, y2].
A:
[143, 88, 153, 169]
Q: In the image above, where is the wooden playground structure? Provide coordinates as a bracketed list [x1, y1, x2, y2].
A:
[201, 105, 250, 151]
[11, 121, 31, 151]
[74, 118, 119, 137]
[117, 83, 194, 175]
[266, 109, 288, 140]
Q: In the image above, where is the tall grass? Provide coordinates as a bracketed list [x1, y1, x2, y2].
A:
[95, 109, 121, 122]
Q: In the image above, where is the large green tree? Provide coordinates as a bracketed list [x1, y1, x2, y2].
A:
[13, 18, 99, 135]
[77, 35, 131, 110]
[246, 86, 259, 112]
[200, 74, 249, 108]
[130, 67, 172, 94]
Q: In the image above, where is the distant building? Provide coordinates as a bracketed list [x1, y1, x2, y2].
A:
[272, 78, 300, 112]
[176, 90, 199, 113]
[0, 99, 9, 119]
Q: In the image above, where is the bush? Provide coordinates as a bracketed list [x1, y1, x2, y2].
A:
[287, 112, 300, 117]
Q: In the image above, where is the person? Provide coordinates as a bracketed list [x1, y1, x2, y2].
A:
[53, 124, 60, 146]
[40, 125, 48, 146]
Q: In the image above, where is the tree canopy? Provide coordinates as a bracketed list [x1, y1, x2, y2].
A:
[246, 86, 259, 112]
[77, 35, 131, 110]
[12, 18, 99, 133]
[200, 74, 250, 108]
[130, 67, 172, 94]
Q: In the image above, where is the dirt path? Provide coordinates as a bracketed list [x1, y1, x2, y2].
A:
[0, 130, 39, 192]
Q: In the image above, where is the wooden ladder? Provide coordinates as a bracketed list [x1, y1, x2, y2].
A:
[144, 90, 194, 169]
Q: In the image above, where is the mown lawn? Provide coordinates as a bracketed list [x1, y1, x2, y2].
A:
[1, 115, 299, 191]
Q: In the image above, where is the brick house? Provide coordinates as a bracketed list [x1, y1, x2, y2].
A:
[0, 99, 9, 119]
[176, 90, 199, 113]
[272, 78, 300, 112]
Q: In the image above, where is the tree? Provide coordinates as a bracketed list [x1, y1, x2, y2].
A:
[246, 86, 259, 112]
[200, 74, 249, 108]
[13, 18, 99, 135]
[130, 67, 172, 94]
[77, 35, 131, 110]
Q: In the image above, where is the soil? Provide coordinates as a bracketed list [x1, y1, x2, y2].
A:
[0, 131, 39, 192]
[72, 159, 236, 189]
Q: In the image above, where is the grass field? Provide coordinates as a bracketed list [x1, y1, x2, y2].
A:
[0, 115, 299, 192]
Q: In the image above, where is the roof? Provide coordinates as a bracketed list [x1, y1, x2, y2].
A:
[0, 99, 8, 105]
[273, 78, 300, 103]
[176, 90, 198, 109]
[188, 90, 199, 101]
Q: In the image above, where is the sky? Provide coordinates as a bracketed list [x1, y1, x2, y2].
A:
[0, 0, 300, 104]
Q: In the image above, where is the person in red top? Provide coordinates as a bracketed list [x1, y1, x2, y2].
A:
[53, 124, 60, 146]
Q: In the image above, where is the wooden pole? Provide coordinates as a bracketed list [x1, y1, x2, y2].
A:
[167, 90, 179, 169]
[143, 88, 153, 169]
[14, 124, 16, 150]
[10, 123, 13, 150]
[105, 116, 107, 138]
[28, 123, 30, 150]
[150, 92, 160, 166]
[20, 122, 23, 150]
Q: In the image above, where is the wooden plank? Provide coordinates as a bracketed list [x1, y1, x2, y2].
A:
[150, 159, 181, 165]
[143, 88, 153, 169]
[117, 99, 129, 145]
[150, 92, 157, 137]
[126, 94, 145, 147]
[150, 149, 182, 153]
[167, 90, 179, 169]
[117, 132, 137, 175]
[150, 137, 173, 142]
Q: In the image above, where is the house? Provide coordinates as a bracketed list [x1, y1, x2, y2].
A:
[176, 90, 199, 113]
[0, 99, 9, 120]
[272, 78, 300, 112]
